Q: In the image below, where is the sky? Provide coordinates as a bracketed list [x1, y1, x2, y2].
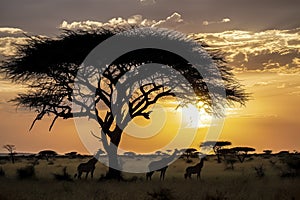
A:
[0, 0, 299, 154]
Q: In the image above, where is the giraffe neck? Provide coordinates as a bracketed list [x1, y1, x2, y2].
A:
[199, 158, 205, 166]
[163, 150, 178, 163]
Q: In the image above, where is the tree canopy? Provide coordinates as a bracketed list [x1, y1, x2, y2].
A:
[0, 26, 249, 178]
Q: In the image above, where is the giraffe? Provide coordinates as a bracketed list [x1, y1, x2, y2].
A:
[74, 149, 103, 179]
[184, 157, 207, 179]
[146, 149, 179, 180]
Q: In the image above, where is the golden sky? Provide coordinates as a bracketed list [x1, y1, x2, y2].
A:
[0, 1, 299, 154]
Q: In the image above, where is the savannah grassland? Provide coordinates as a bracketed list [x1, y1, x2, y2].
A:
[0, 155, 299, 200]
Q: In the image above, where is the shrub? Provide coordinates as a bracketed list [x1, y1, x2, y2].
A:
[254, 164, 265, 178]
[53, 167, 72, 181]
[279, 155, 300, 177]
[48, 161, 54, 165]
[204, 190, 228, 200]
[17, 165, 35, 179]
[147, 188, 175, 200]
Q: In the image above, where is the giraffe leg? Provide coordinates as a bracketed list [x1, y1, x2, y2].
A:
[91, 170, 94, 179]
[85, 172, 89, 179]
[147, 171, 154, 180]
[78, 171, 82, 179]
[160, 169, 166, 180]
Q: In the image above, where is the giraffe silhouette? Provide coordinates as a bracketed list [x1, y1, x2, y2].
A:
[184, 157, 207, 179]
[74, 149, 104, 179]
[146, 149, 179, 180]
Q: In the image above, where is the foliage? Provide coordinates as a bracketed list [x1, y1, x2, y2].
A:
[38, 150, 57, 161]
[0, 156, 299, 199]
[3, 144, 16, 164]
[65, 151, 78, 158]
[230, 147, 255, 163]
[201, 141, 232, 163]
[53, 167, 73, 181]
[147, 188, 175, 200]
[0, 27, 248, 178]
[123, 151, 136, 157]
[280, 155, 300, 177]
[17, 165, 35, 179]
[254, 164, 265, 178]
[204, 190, 228, 200]
[263, 150, 272, 155]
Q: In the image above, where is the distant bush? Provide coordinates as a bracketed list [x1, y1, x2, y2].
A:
[48, 161, 54, 165]
[147, 188, 175, 200]
[204, 190, 228, 200]
[53, 167, 72, 181]
[17, 165, 35, 179]
[254, 164, 265, 178]
[280, 155, 300, 178]
[0, 167, 5, 177]
[245, 157, 254, 162]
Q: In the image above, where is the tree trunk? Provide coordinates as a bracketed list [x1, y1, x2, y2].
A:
[102, 126, 123, 180]
[216, 153, 221, 163]
[105, 142, 122, 180]
[10, 153, 15, 164]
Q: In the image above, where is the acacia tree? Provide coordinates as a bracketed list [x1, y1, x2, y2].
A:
[201, 141, 232, 163]
[0, 26, 248, 179]
[231, 147, 255, 163]
[3, 144, 16, 164]
[181, 148, 197, 160]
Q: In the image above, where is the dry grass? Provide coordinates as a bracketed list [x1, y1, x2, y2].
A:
[0, 156, 299, 200]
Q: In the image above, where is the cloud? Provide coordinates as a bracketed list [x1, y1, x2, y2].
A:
[0, 37, 28, 56]
[0, 27, 26, 35]
[193, 28, 300, 73]
[152, 12, 184, 29]
[139, 0, 156, 6]
[203, 18, 231, 26]
[59, 12, 184, 30]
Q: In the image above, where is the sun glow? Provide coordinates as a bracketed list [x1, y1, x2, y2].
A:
[180, 103, 212, 128]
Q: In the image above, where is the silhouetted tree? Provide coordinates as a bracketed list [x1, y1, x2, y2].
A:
[155, 150, 163, 156]
[38, 150, 57, 161]
[231, 147, 255, 163]
[3, 144, 16, 164]
[65, 151, 78, 159]
[123, 151, 136, 157]
[182, 148, 197, 160]
[0, 26, 248, 179]
[201, 141, 232, 163]
[263, 150, 272, 155]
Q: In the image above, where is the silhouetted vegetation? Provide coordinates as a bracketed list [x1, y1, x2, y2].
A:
[201, 141, 232, 163]
[231, 147, 255, 163]
[204, 190, 228, 200]
[0, 26, 248, 179]
[254, 164, 265, 178]
[17, 165, 35, 179]
[65, 151, 78, 159]
[0, 153, 298, 199]
[181, 148, 197, 162]
[3, 144, 16, 164]
[123, 151, 136, 158]
[147, 188, 174, 200]
[280, 155, 300, 177]
[38, 150, 57, 161]
[53, 167, 73, 181]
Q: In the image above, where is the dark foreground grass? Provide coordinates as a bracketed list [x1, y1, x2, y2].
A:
[0, 157, 299, 200]
[0, 176, 299, 200]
